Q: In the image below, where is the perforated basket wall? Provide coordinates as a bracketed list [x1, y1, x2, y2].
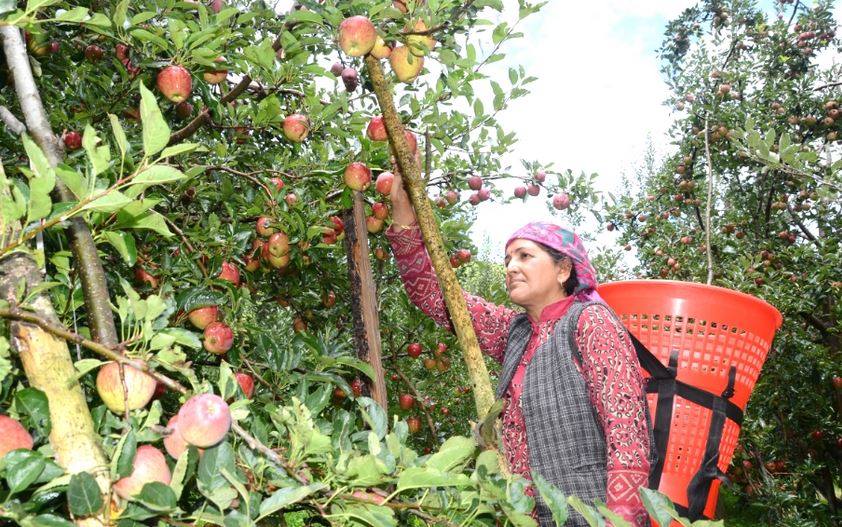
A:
[598, 280, 782, 520]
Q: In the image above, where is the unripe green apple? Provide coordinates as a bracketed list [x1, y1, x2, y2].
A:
[389, 46, 424, 83]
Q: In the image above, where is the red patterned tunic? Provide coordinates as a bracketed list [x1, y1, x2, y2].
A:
[387, 227, 651, 526]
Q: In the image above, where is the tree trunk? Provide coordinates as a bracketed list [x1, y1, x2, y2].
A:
[343, 192, 388, 409]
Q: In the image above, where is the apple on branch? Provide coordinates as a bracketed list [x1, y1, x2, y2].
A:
[344, 162, 372, 191]
[338, 15, 377, 57]
[96, 360, 157, 414]
[0, 416, 33, 460]
[114, 445, 171, 499]
[389, 45, 424, 83]
[282, 114, 309, 143]
[375, 172, 394, 196]
[203, 56, 228, 85]
[156, 64, 192, 103]
[177, 393, 232, 448]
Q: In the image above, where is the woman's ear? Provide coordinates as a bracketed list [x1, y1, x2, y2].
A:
[556, 258, 572, 288]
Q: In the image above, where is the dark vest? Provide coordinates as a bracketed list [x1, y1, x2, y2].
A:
[497, 301, 607, 527]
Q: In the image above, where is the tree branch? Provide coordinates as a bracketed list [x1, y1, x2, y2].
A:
[1, 25, 120, 348]
[0, 105, 26, 135]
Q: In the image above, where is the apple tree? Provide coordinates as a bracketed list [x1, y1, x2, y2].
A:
[601, 1, 841, 524]
[0, 0, 660, 526]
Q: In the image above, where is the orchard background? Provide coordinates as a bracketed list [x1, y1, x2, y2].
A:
[0, 0, 839, 526]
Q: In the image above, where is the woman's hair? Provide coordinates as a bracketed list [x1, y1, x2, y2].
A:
[537, 243, 579, 296]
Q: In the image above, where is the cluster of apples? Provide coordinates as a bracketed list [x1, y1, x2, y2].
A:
[512, 170, 571, 210]
[113, 393, 233, 500]
[249, 216, 292, 271]
[337, 10, 435, 85]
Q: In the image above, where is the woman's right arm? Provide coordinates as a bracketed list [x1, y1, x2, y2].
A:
[386, 227, 515, 363]
[386, 170, 515, 363]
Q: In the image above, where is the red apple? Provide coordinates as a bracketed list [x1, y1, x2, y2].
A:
[534, 170, 546, 182]
[203, 56, 228, 85]
[445, 190, 458, 204]
[366, 216, 384, 233]
[389, 45, 424, 83]
[456, 249, 471, 263]
[375, 172, 395, 195]
[330, 216, 345, 234]
[423, 357, 437, 370]
[344, 162, 372, 191]
[267, 232, 290, 257]
[399, 393, 415, 410]
[175, 101, 194, 119]
[163, 414, 190, 459]
[407, 342, 422, 358]
[156, 65, 192, 103]
[468, 193, 481, 206]
[203, 321, 234, 354]
[435, 342, 448, 356]
[338, 16, 377, 57]
[527, 184, 540, 196]
[333, 387, 347, 404]
[63, 130, 82, 151]
[218, 261, 240, 286]
[177, 393, 231, 448]
[84, 44, 103, 62]
[285, 193, 298, 207]
[467, 176, 482, 190]
[134, 266, 159, 288]
[341, 67, 359, 92]
[235, 372, 254, 399]
[96, 361, 157, 414]
[407, 416, 421, 434]
[514, 186, 527, 198]
[0, 416, 33, 460]
[374, 246, 388, 260]
[322, 290, 337, 308]
[282, 114, 309, 143]
[552, 193, 571, 210]
[832, 376, 842, 390]
[367, 116, 388, 141]
[351, 378, 363, 398]
[403, 129, 418, 153]
[372, 202, 389, 220]
[293, 318, 307, 333]
[210, 0, 224, 13]
[271, 177, 285, 191]
[188, 305, 219, 330]
[478, 188, 490, 201]
[329, 62, 344, 77]
[114, 445, 171, 499]
[256, 216, 275, 237]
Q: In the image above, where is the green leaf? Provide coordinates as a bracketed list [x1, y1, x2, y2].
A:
[79, 190, 132, 213]
[130, 28, 170, 51]
[55, 6, 89, 22]
[424, 436, 475, 471]
[103, 230, 137, 265]
[396, 467, 472, 491]
[114, 429, 137, 478]
[356, 397, 387, 439]
[332, 503, 396, 526]
[82, 124, 111, 178]
[139, 83, 171, 157]
[23, 515, 75, 527]
[55, 165, 87, 200]
[640, 487, 678, 527]
[284, 10, 323, 24]
[15, 387, 51, 437]
[21, 134, 55, 223]
[492, 22, 509, 44]
[109, 114, 129, 160]
[531, 473, 568, 524]
[257, 483, 326, 520]
[151, 328, 201, 350]
[158, 143, 200, 159]
[67, 471, 104, 516]
[6, 452, 46, 495]
[125, 165, 185, 198]
[82, 12, 110, 27]
[136, 481, 177, 511]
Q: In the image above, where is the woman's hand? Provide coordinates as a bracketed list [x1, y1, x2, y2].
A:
[389, 161, 418, 231]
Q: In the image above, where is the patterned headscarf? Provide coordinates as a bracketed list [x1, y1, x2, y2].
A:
[505, 222, 602, 300]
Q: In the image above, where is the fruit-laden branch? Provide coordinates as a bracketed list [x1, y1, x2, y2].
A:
[0, 254, 111, 527]
[363, 55, 495, 419]
[0, 26, 119, 349]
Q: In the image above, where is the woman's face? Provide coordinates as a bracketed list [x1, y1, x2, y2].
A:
[504, 239, 570, 314]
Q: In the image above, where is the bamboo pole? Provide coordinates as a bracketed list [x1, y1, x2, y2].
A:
[363, 55, 495, 419]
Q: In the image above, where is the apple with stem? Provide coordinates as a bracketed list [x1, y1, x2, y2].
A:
[96, 360, 157, 414]
[156, 64, 192, 103]
[203, 321, 234, 355]
[407, 342, 422, 358]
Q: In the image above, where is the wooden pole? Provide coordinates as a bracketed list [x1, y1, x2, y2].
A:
[343, 192, 388, 409]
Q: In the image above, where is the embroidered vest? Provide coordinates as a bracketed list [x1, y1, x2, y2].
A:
[498, 301, 607, 527]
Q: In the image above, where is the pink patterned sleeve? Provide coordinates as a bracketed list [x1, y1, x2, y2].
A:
[386, 226, 516, 363]
[575, 304, 651, 527]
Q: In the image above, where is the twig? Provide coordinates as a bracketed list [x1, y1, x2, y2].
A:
[161, 215, 208, 277]
[0, 106, 26, 135]
[0, 305, 189, 394]
[786, 205, 820, 246]
[208, 166, 278, 207]
[813, 80, 842, 91]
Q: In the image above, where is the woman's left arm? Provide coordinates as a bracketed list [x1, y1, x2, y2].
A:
[575, 304, 651, 527]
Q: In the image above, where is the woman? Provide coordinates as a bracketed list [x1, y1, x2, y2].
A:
[385, 172, 652, 527]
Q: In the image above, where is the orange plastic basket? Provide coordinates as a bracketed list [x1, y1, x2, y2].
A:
[597, 280, 782, 521]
